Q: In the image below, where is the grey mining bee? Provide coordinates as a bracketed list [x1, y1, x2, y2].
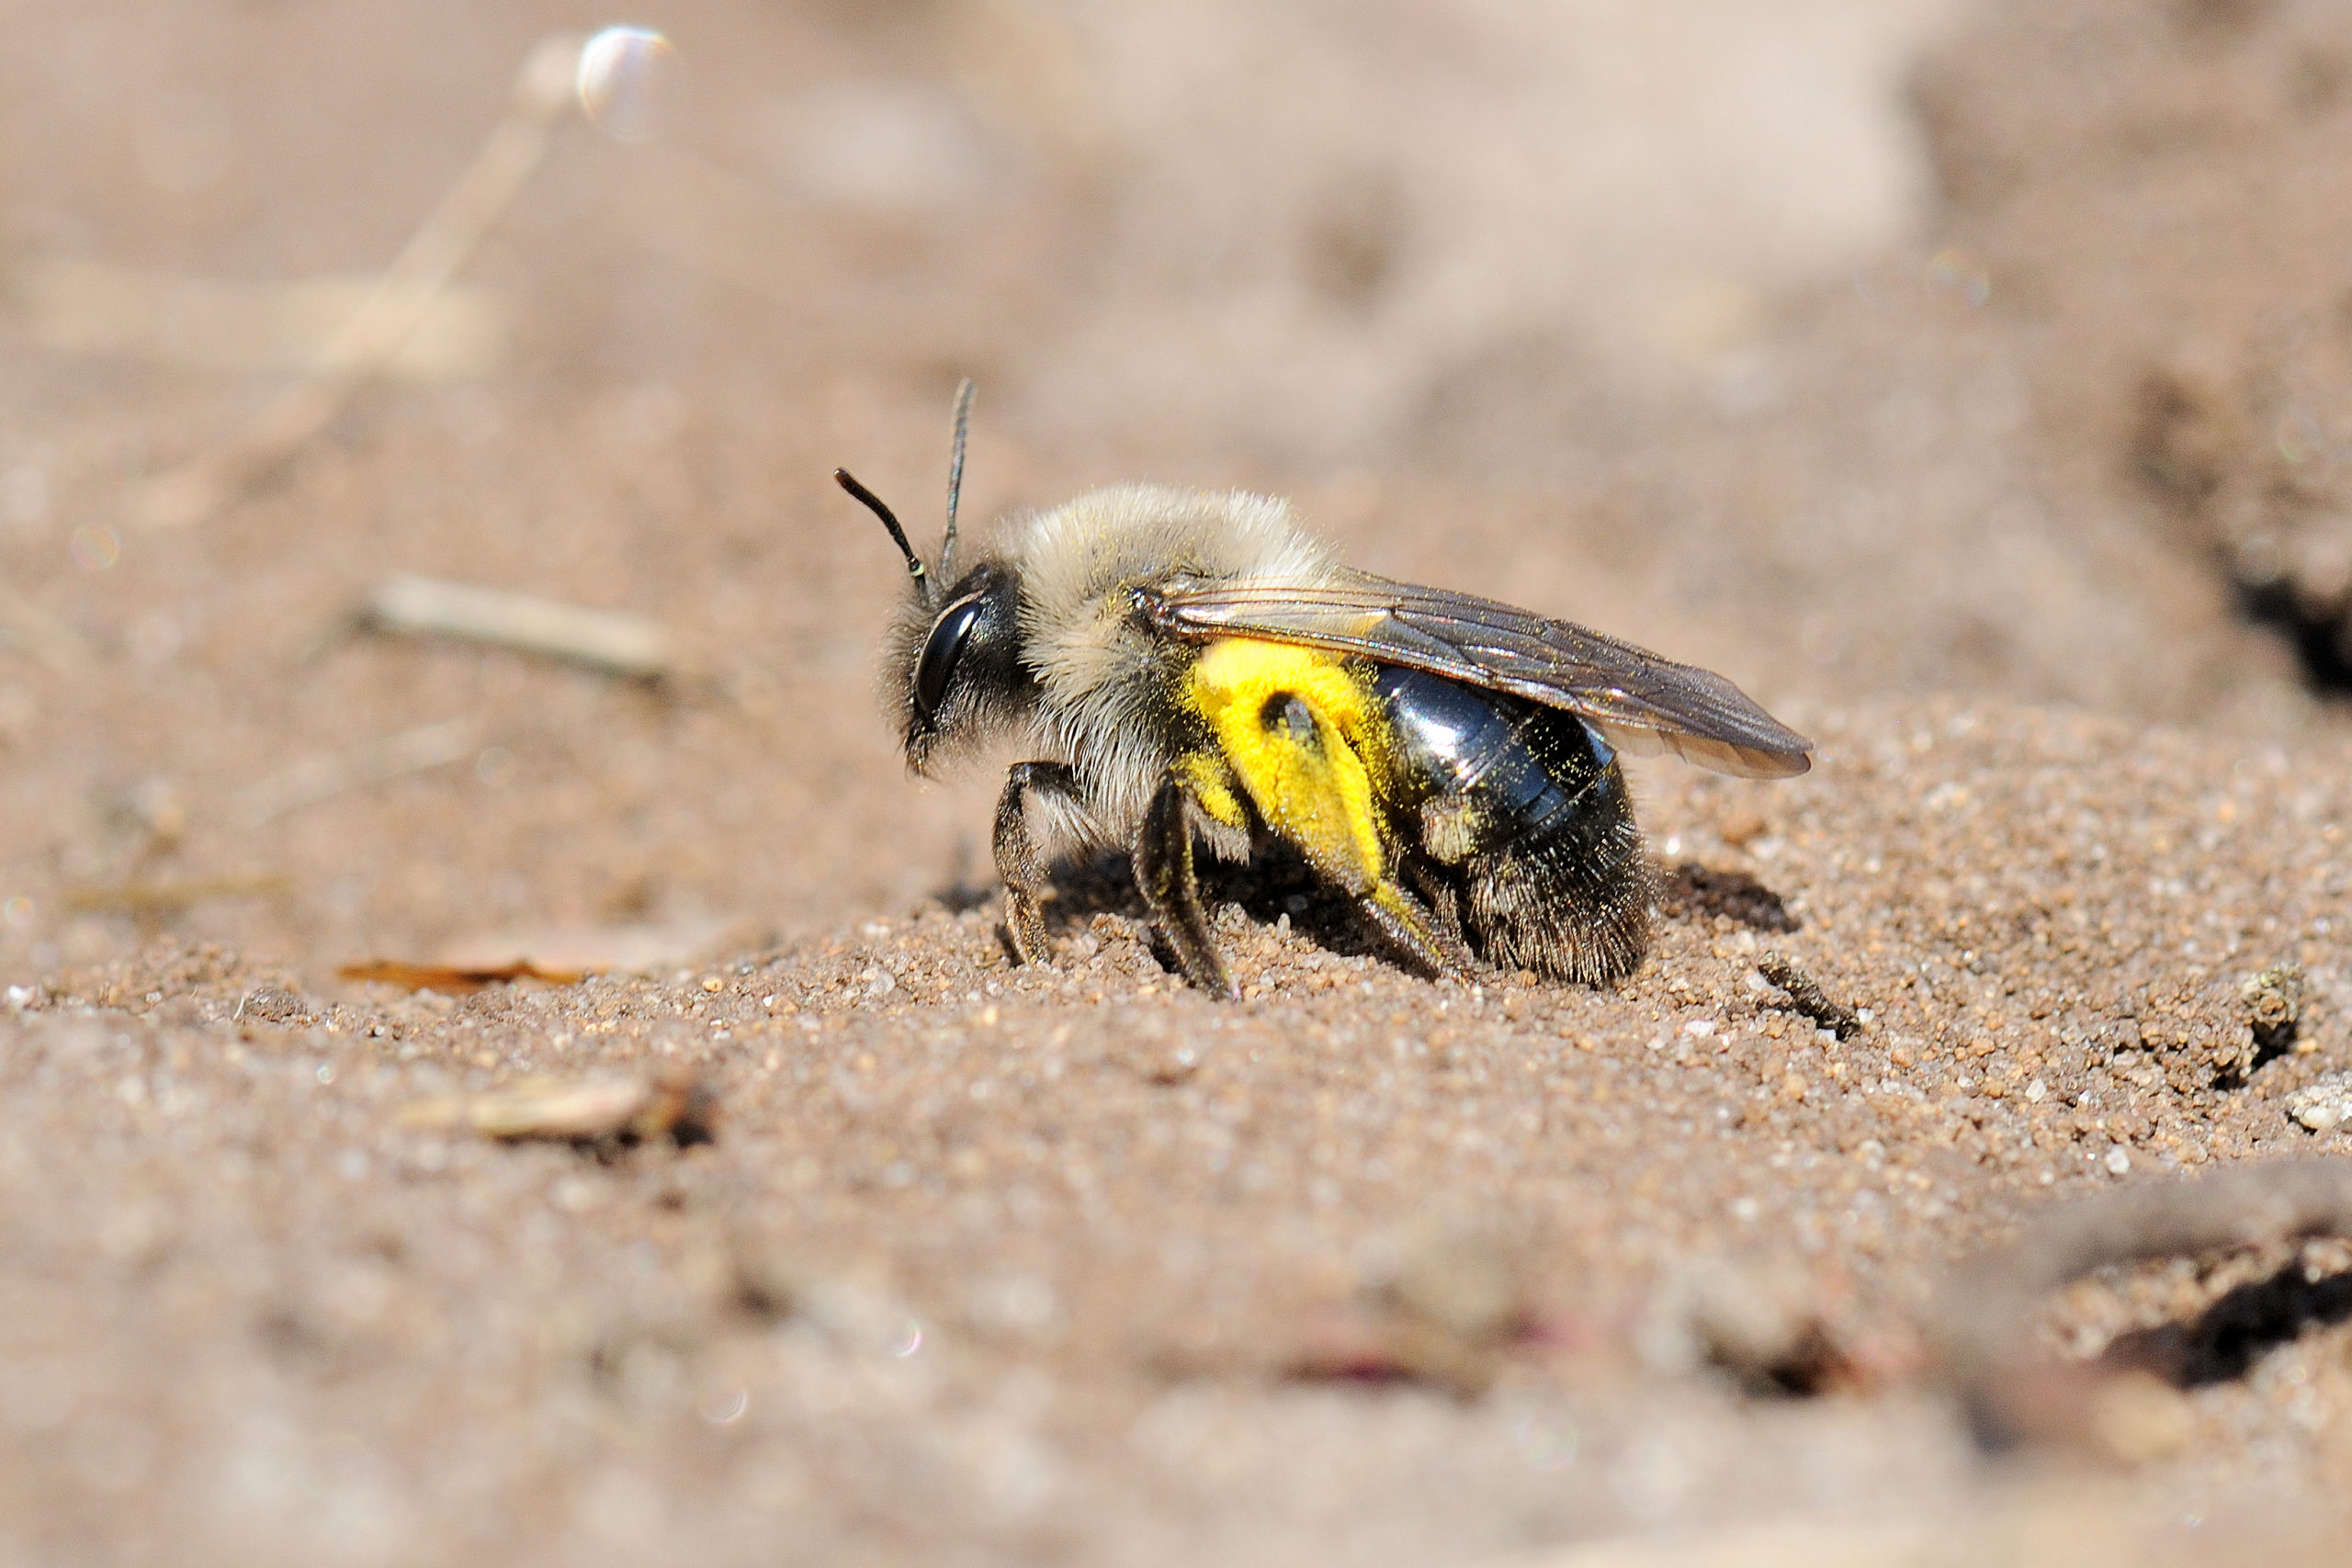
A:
[837, 385, 1810, 998]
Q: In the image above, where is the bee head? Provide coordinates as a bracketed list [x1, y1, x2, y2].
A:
[838, 381, 1035, 770]
[883, 561, 1032, 769]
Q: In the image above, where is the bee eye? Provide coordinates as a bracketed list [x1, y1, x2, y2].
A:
[915, 597, 985, 719]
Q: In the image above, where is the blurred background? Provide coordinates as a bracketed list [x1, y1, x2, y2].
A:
[3, 0, 2349, 984]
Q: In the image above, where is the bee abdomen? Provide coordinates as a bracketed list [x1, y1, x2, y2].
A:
[1463, 807, 1652, 985]
[1374, 669, 1584, 847]
[1374, 667, 1651, 983]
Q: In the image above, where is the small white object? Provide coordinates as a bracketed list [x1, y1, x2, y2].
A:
[2105, 1148, 2132, 1176]
[576, 26, 678, 143]
[4, 985, 33, 1010]
[2288, 1077, 2352, 1134]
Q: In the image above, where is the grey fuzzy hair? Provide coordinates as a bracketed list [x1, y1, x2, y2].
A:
[882, 483, 1336, 854]
[1010, 485, 1333, 844]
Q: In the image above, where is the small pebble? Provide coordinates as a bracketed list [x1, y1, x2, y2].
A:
[2288, 1077, 2352, 1134]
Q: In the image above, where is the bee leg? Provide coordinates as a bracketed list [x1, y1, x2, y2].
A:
[992, 761, 1081, 967]
[1135, 770, 1238, 999]
[1408, 862, 1467, 949]
[1361, 881, 1478, 983]
[1405, 867, 1514, 981]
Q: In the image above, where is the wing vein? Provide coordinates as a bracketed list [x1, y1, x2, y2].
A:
[1150, 570, 1812, 779]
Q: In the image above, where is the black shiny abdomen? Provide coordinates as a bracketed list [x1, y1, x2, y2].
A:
[1373, 666, 1651, 982]
[1374, 668, 1615, 855]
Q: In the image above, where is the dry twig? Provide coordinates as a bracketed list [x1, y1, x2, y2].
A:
[236, 716, 484, 825]
[338, 958, 586, 994]
[357, 576, 673, 681]
[62, 874, 293, 916]
[16, 257, 507, 379]
[401, 1066, 715, 1145]
[1758, 953, 1862, 1038]
[135, 32, 586, 529]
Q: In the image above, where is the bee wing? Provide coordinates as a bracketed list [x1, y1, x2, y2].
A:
[1148, 570, 1813, 779]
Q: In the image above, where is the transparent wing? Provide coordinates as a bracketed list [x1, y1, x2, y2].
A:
[1146, 570, 1812, 779]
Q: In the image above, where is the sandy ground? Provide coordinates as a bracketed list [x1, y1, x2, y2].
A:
[6, 0, 2352, 1562]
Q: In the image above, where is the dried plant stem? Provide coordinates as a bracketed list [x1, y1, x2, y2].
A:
[1758, 952, 1862, 1038]
[358, 576, 673, 681]
[235, 715, 485, 826]
[137, 32, 585, 530]
[0, 581, 90, 674]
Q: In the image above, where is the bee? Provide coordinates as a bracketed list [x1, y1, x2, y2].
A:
[836, 385, 1811, 998]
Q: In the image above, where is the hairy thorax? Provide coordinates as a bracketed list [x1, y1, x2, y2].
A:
[1008, 484, 1334, 841]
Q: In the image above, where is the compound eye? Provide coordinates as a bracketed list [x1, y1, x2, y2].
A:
[914, 597, 985, 720]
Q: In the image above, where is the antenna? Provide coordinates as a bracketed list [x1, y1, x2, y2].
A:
[941, 378, 976, 582]
[835, 468, 932, 605]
